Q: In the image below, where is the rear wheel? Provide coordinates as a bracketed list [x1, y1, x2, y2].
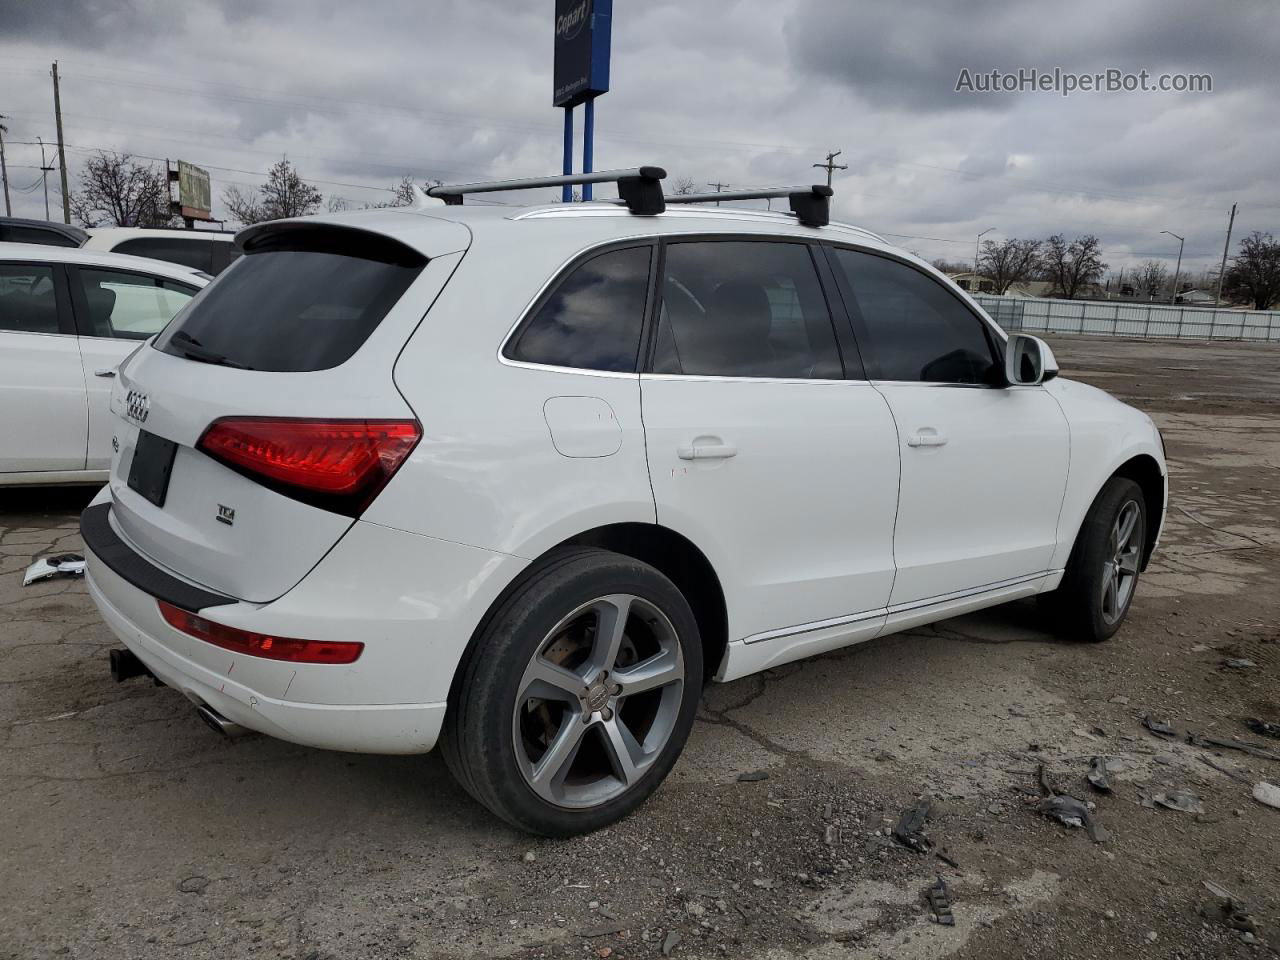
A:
[1043, 477, 1146, 642]
[442, 548, 702, 836]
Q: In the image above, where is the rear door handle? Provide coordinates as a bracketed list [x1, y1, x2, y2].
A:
[93, 368, 117, 378]
[907, 430, 948, 448]
[678, 440, 738, 460]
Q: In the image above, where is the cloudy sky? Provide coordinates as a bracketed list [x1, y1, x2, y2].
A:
[1, 0, 1276, 276]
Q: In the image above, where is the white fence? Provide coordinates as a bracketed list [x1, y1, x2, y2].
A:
[973, 294, 1280, 342]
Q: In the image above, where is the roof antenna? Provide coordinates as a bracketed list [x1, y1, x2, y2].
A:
[406, 183, 433, 211]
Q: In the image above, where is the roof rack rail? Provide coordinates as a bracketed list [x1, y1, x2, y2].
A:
[663, 184, 833, 227]
[427, 166, 667, 215]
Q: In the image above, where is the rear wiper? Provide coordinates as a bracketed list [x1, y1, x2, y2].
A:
[170, 331, 251, 369]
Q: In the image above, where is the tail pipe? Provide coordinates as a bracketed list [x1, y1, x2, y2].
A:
[195, 703, 251, 740]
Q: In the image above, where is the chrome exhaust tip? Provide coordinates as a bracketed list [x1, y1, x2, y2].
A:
[195, 703, 250, 740]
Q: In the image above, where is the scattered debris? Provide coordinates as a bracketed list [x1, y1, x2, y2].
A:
[579, 923, 628, 938]
[1087, 756, 1112, 793]
[1253, 782, 1280, 810]
[22, 553, 86, 586]
[1039, 794, 1110, 843]
[1143, 715, 1177, 738]
[1188, 733, 1280, 762]
[891, 798, 932, 852]
[1198, 754, 1253, 784]
[736, 770, 769, 782]
[1223, 658, 1257, 670]
[661, 930, 682, 956]
[177, 876, 209, 894]
[1246, 718, 1280, 740]
[925, 876, 955, 926]
[1151, 789, 1205, 815]
[935, 848, 960, 869]
[1199, 880, 1257, 933]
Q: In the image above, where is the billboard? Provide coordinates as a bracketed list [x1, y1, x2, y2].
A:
[176, 160, 212, 220]
[553, 0, 611, 108]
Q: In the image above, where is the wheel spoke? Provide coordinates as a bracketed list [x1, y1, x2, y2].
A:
[614, 646, 683, 697]
[527, 712, 588, 801]
[1116, 504, 1138, 552]
[600, 714, 645, 787]
[587, 594, 634, 675]
[1118, 546, 1142, 575]
[520, 657, 586, 704]
[1102, 567, 1118, 618]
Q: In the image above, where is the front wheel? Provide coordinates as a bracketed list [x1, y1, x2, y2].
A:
[441, 548, 702, 836]
[1043, 477, 1147, 642]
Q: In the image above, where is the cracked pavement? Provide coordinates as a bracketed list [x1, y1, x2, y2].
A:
[2, 335, 1279, 959]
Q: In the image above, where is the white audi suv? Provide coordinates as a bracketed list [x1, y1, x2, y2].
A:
[80, 169, 1166, 835]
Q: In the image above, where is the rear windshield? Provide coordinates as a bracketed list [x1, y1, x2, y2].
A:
[154, 228, 425, 372]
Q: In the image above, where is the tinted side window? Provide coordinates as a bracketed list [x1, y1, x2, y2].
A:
[508, 247, 652, 373]
[0, 263, 60, 333]
[77, 268, 195, 340]
[652, 241, 841, 379]
[833, 249, 998, 384]
[2, 225, 80, 247]
[113, 236, 214, 273]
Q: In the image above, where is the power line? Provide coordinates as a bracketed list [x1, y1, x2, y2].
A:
[813, 149, 847, 187]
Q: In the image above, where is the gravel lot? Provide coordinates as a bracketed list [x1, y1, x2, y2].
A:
[2, 335, 1278, 960]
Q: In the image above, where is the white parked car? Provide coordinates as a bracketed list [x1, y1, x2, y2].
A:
[0, 243, 207, 485]
[79, 170, 1166, 835]
[82, 227, 239, 275]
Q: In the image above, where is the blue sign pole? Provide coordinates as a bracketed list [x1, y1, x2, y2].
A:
[561, 106, 573, 203]
[582, 97, 594, 201]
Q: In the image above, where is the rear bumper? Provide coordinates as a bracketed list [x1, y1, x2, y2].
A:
[82, 497, 528, 755]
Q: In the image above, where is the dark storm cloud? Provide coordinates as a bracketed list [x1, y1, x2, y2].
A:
[0, 0, 176, 46]
[784, 0, 1280, 112]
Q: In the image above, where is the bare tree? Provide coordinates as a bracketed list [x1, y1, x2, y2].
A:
[671, 176, 697, 196]
[326, 195, 352, 213]
[369, 175, 440, 208]
[977, 238, 1042, 294]
[1041, 234, 1108, 300]
[931, 258, 971, 275]
[69, 151, 169, 227]
[1134, 260, 1169, 299]
[223, 158, 322, 225]
[1224, 231, 1280, 310]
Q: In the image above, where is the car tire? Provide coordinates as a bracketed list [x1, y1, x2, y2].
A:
[1043, 476, 1147, 642]
[441, 547, 703, 836]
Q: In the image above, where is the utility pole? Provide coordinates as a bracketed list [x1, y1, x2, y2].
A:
[0, 116, 11, 216]
[974, 227, 995, 292]
[1161, 229, 1185, 305]
[51, 61, 71, 224]
[812, 149, 847, 187]
[1213, 203, 1237, 306]
[37, 137, 54, 220]
[706, 181, 729, 207]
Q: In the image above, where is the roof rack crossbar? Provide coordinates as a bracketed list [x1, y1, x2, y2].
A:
[428, 166, 667, 215]
[664, 184, 833, 227]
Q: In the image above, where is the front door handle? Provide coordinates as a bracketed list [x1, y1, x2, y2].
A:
[93, 368, 117, 378]
[678, 439, 738, 460]
[907, 430, 948, 448]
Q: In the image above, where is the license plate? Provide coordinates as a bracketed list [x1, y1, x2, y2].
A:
[127, 430, 178, 507]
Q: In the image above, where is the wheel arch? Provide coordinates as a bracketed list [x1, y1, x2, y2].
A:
[448, 523, 729, 711]
[1110, 453, 1166, 570]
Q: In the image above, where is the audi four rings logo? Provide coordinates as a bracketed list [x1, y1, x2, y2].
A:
[125, 390, 150, 424]
[556, 0, 589, 40]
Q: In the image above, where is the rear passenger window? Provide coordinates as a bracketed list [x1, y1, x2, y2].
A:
[508, 246, 652, 373]
[113, 237, 214, 273]
[652, 241, 841, 379]
[0, 263, 60, 333]
[832, 249, 998, 384]
[76, 268, 196, 340]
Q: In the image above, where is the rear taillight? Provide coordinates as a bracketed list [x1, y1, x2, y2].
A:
[158, 601, 364, 665]
[196, 417, 420, 515]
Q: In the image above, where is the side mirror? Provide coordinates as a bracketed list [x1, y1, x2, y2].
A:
[1004, 334, 1059, 385]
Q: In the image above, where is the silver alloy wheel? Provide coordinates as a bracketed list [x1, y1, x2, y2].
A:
[1101, 500, 1142, 625]
[512, 594, 686, 809]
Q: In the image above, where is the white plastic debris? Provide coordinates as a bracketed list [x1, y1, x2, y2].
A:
[1253, 782, 1280, 810]
[22, 554, 86, 586]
